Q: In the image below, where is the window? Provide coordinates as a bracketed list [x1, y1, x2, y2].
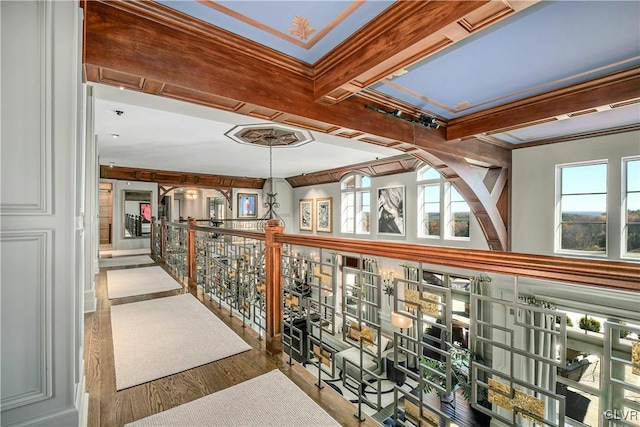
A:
[418, 166, 441, 238]
[341, 174, 370, 234]
[417, 165, 470, 240]
[623, 157, 640, 258]
[447, 185, 470, 238]
[557, 162, 607, 253]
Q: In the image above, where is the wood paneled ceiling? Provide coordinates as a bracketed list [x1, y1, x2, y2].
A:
[83, 0, 640, 252]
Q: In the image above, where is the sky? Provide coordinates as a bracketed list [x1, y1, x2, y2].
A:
[561, 160, 639, 213]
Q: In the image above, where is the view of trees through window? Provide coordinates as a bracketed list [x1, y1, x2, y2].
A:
[418, 166, 470, 240]
[449, 186, 470, 238]
[625, 158, 640, 255]
[558, 162, 607, 252]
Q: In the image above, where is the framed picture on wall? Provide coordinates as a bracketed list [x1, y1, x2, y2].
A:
[238, 193, 258, 218]
[299, 199, 313, 231]
[316, 197, 332, 233]
[139, 202, 151, 223]
[378, 186, 405, 235]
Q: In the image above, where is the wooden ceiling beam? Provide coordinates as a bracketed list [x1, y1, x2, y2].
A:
[100, 165, 265, 189]
[314, 1, 487, 103]
[83, 0, 510, 167]
[313, 1, 539, 104]
[447, 66, 640, 141]
[83, 1, 511, 250]
[286, 154, 422, 188]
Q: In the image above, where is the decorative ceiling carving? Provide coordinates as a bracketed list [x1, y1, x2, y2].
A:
[225, 124, 314, 148]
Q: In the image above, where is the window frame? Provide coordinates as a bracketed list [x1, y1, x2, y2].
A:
[445, 183, 470, 240]
[417, 165, 470, 241]
[340, 173, 371, 235]
[622, 156, 640, 259]
[555, 160, 609, 257]
[417, 166, 442, 239]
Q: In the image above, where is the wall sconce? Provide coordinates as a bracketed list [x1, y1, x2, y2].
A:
[382, 270, 396, 303]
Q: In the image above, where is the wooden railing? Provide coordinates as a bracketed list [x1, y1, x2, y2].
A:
[274, 234, 640, 291]
[150, 218, 640, 354]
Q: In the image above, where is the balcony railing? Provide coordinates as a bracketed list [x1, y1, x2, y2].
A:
[150, 217, 639, 427]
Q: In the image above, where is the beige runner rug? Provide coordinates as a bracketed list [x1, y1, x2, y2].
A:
[126, 369, 340, 426]
[110, 293, 251, 390]
[99, 254, 154, 268]
[101, 248, 151, 257]
[107, 266, 182, 299]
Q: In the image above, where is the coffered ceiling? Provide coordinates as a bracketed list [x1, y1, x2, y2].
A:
[84, 0, 640, 251]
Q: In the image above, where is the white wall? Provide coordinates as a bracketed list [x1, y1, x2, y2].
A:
[292, 170, 490, 249]
[512, 131, 640, 260]
[1, 1, 83, 424]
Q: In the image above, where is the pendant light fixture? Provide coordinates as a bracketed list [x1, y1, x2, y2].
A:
[257, 134, 285, 231]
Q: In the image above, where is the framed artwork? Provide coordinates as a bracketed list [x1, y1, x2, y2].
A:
[316, 197, 332, 233]
[378, 185, 405, 235]
[139, 202, 151, 223]
[299, 199, 313, 231]
[238, 193, 258, 218]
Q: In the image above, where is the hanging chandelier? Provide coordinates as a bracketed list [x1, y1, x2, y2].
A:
[224, 123, 313, 231]
[185, 188, 199, 200]
[257, 135, 285, 231]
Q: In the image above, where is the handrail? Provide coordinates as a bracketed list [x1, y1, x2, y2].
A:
[178, 218, 262, 223]
[164, 220, 189, 229]
[274, 234, 640, 291]
[190, 224, 265, 241]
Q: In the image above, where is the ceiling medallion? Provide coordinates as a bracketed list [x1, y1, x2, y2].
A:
[289, 15, 317, 40]
[224, 124, 314, 148]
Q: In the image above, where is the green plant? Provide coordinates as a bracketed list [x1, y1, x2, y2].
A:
[579, 316, 601, 333]
[556, 316, 573, 327]
[619, 321, 630, 339]
[419, 345, 478, 403]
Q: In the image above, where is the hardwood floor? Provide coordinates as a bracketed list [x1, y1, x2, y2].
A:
[84, 262, 379, 427]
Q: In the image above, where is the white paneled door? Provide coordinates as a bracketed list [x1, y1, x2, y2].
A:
[1, 1, 84, 425]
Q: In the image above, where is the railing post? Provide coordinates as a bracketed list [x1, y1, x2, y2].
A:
[150, 216, 156, 258]
[160, 216, 167, 264]
[264, 219, 284, 355]
[187, 217, 197, 288]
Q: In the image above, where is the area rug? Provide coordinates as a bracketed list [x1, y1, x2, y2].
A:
[101, 248, 151, 257]
[126, 369, 340, 426]
[107, 266, 182, 299]
[99, 255, 154, 268]
[110, 293, 251, 390]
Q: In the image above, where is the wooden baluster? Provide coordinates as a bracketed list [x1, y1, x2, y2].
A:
[187, 217, 197, 288]
[264, 219, 284, 355]
[150, 216, 156, 257]
[160, 216, 167, 264]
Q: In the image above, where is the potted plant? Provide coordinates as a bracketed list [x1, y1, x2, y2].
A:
[420, 343, 476, 403]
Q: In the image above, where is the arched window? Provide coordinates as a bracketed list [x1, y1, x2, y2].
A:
[341, 173, 371, 234]
[417, 165, 470, 239]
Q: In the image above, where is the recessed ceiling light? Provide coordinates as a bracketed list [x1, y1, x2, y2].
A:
[119, 86, 124, 90]
[111, 133, 120, 138]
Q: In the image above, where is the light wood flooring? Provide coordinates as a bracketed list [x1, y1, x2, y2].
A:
[84, 261, 379, 427]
